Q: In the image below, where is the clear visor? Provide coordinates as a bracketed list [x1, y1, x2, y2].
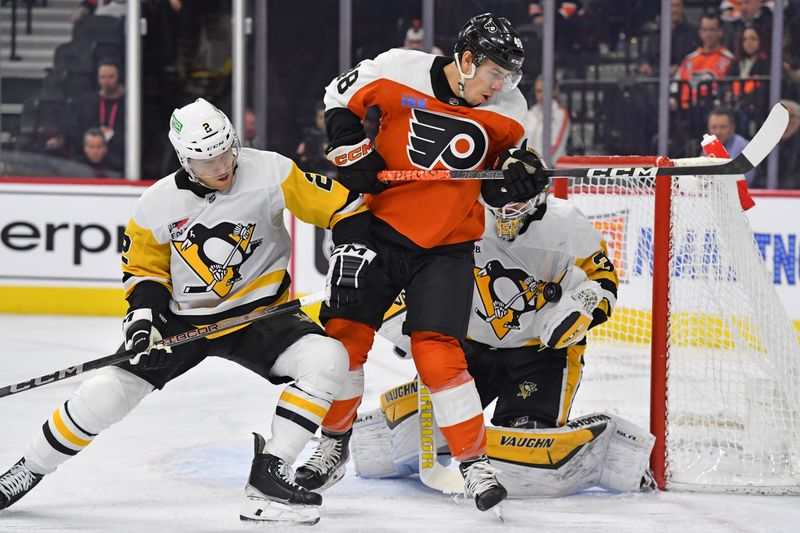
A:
[187, 145, 238, 178]
[475, 62, 522, 93]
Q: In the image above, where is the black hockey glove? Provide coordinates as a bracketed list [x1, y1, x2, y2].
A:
[122, 308, 172, 370]
[326, 242, 377, 308]
[326, 139, 388, 195]
[495, 141, 548, 202]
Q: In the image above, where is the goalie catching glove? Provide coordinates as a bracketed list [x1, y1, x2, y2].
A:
[122, 308, 173, 370]
[326, 139, 388, 195]
[326, 242, 377, 308]
[495, 140, 548, 202]
[531, 266, 602, 349]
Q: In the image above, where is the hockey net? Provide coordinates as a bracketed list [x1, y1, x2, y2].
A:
[558, 155, 800, 494]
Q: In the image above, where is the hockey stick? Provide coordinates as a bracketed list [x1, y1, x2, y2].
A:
[0, 291, 327, 399]
[379, 102, 788, 182]
[417, 375, 467, 494]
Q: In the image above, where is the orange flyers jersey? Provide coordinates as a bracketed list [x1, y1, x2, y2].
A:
[324, 48, 528, 248]
[676, 46, 733, 106]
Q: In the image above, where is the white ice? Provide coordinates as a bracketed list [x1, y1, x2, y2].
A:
[1, 314, 799, 533]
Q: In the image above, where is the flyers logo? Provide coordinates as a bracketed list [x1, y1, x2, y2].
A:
[407, 109, 488, 170]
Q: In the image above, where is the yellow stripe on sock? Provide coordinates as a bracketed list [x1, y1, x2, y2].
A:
[52, 409, 92, 448]
[279, 391, 328, 420]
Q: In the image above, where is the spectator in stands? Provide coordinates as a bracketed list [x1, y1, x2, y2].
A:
[523, 75, 571, 164]
[778, 99, 800, 189]
[639, 0, 700, 76]
[705, 106, 755, 184]
[70, 0, 97, 22]
[295, 101, 335, 175]
[68, 60, 126, 164]
[674, 12, 733, 109]
[75, 128, 123, 178]
[243, 108, 259, 148]
[728, 26, 770, 121]
[722, 0, 772, 52]
[729, 26, 770, 78]
[401, 19, 443, 55]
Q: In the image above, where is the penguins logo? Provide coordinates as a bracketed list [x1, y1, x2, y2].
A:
[473, 260, 561, 340]
[517, 381, 537, 399]
[407, 109, 488, 170]
[173, 221, 263, 297]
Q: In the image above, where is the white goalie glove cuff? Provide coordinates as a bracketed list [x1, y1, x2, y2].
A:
[532, 266, 602, 349]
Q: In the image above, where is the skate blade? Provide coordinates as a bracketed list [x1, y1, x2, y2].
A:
[492, 503, 504, 523]
[240, 496, 320, 525]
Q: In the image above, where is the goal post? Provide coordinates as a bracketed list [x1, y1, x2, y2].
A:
[555, 155, 800, 494]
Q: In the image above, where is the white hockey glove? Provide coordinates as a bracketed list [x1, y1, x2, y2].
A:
[122, 308, 172, 370]
[325, 242, 377, 308]
[531, 266, 602, 349]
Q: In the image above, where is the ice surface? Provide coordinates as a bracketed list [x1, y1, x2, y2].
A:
[1, 314, 799, 532]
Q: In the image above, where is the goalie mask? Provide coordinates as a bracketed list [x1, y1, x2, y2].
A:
[168, 98, 240, 189]
[482, 180, 549, 241]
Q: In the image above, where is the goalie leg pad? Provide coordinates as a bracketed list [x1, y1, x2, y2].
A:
[598, 415, 655, 492]
[487, 413, 614, 497]
[351, 409, 406, 478]
[25, 367, 153, 474]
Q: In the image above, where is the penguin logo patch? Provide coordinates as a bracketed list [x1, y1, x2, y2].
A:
[173, 221, 263, 297]
[517, 381, 537, 399]
[473, 260, 557, 341]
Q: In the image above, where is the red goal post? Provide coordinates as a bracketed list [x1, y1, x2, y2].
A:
[554, 154, 800, 494]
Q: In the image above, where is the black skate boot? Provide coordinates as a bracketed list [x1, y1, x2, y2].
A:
[459, 455, 508, 512]
[0, 458, 44, 510]
[240, 433, 322, 525]
[295, 428, 351, 491]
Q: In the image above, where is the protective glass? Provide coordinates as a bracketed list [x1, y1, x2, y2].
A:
[475, 62, 522, 93]
[488, 200, 534, 241]
[187, 145, 238, 179]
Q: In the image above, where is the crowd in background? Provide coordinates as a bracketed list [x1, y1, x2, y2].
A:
[4, 0, 800, 188]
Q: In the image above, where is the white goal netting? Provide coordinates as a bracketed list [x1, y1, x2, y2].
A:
[562, 156, 800, 493]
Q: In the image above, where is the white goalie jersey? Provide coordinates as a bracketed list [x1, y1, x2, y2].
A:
[122, 147, 364, 321]
[468, 196, 618, 349]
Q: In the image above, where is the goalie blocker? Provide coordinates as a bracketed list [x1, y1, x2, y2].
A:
[350, 379, 655, 496]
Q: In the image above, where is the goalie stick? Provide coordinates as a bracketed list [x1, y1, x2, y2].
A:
[0, 291, 327, 399]
[417, 375, 467, 494]
[378, 102, 788, 182]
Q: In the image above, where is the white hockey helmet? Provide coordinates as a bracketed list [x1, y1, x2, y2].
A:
[168, 98, 240, 184]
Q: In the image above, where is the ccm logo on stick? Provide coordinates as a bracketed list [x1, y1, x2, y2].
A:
[10, 365, 84, 392]
[586, 167, 658, 178]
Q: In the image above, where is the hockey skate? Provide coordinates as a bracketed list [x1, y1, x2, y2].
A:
[0, 458, 43, 510]
[459, 455, 508, 512]
[295, 428, 351, 491]
[240, 433, 322, 525]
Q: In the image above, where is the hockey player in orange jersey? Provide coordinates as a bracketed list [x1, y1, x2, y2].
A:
[294, 13, 548, 512]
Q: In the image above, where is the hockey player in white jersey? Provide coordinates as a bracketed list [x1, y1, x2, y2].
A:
[356, 178, 656, 496]
[0, 99, 366, 525]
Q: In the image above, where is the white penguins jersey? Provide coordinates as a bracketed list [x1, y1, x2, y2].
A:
[468, 197, 618, 348]
[122, 147, 365, 321]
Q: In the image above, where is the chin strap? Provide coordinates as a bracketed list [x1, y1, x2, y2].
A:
[454, 53, 476, 99]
